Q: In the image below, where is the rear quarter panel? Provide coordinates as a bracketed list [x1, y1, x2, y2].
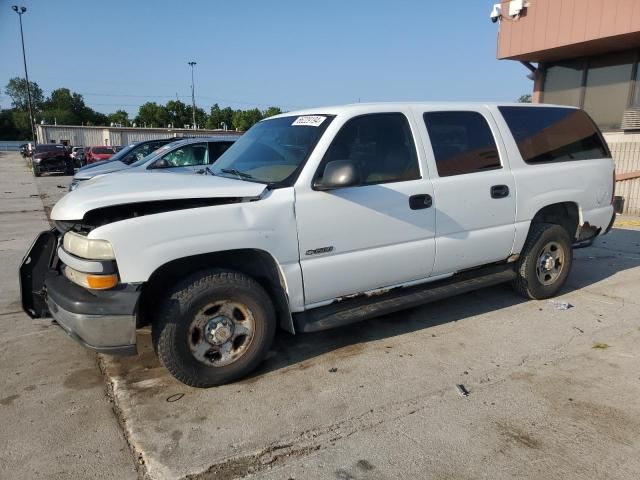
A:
[488, 105, 615, 253]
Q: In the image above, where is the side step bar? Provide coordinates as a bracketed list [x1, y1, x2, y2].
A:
[294, 265, 516, 333]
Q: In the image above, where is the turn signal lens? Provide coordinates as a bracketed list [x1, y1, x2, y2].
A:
[86, 274, 119, 290]
[64, 266, 118, 290]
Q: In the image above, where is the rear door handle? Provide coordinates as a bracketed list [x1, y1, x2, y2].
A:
[491, 185, 509, 199]
[409, 194, 433, 210]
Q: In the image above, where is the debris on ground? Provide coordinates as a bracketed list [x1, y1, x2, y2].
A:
[456, 384, 470, 397]
[549, 300, 573, 310]
[166, 393, 185, 402]
[592, 343, 610, 349]
[329, 367, 338, 373]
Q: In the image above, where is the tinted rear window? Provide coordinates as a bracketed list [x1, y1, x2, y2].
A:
[423, 111, 501, 177]
[498, 106, 610, 164]
[93, 147, 114, 154]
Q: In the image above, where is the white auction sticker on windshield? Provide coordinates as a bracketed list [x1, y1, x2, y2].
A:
[292, 115, 326, 127]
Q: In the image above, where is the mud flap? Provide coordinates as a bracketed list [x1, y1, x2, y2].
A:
[20, 229, 58, 318]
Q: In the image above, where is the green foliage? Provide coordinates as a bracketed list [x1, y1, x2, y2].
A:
[107, 110, 129, 126]
[4, 77, 44, 110]
[517, 94, 532, 103]
[263, 106, 282, 118]
[2, 78, 284, 140]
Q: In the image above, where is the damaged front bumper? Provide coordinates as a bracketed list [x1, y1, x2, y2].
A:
[19, 230, 139, 356]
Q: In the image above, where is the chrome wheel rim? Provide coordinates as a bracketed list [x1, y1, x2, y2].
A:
[188, 300, 255, 367]
[536, 241, 565, 286]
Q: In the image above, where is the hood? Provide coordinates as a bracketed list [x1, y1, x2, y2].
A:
[75, 160, 127, 179]
[51, 171, 267, 221]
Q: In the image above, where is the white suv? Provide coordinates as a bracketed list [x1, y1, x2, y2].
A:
[21, 102, 616, 387]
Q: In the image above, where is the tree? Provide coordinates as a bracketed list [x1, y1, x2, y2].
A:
[4, 77, 44, 111]
[232, 108, 263, 131]
[0, 109, 22, 140]
[107, 109, 129, 126]
[207, 103, 234, 130]
[135, 102, 168, 127]
[517, 94, 532, 103]
[40, 88, 108, 126]
[263, 106, 282, 118]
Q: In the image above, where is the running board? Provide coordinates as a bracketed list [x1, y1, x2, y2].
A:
[294, 265, 516, 333]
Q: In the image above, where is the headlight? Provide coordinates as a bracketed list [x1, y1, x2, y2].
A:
[63, 231, 115, 260]
[33, 158, 41, 164]
[64, 265, 118, 290]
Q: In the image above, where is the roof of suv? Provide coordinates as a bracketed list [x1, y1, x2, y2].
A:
[271, 102, 579, 119]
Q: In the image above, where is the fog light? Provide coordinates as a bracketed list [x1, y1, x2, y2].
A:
[64, 266, 118, 290]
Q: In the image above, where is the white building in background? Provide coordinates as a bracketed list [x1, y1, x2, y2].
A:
[36, 124, 236, 147]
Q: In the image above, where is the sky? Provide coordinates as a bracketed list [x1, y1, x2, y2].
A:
[0, 0, 531, 116]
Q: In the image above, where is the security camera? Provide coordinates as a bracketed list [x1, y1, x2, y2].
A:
[490, 4, 502, 23]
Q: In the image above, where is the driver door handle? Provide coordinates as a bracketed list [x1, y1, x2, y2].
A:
[409, 194, 433, 210]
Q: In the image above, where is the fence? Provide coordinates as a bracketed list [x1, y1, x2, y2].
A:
[0, 141, 30, 152]
[605, 132, 640, 216]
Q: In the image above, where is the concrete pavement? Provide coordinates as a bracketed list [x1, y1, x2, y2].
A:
[0, 152, 137, 480]
[3, 150, 640, 479]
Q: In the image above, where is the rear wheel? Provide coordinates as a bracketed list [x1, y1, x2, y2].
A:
[152, 269, 276, 387]
[512, 223, 573, 299]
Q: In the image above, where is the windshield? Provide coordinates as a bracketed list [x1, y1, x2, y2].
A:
[128, 140, 184, 167]
[211, 115, 333, 185]
[107, 143, 137, 162]
[36, 144, 65, 153]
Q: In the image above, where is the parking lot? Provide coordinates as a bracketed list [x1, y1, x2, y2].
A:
[2, 151, 640, 479]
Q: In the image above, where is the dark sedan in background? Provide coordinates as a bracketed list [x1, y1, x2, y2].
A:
[31, 144, 74, 177]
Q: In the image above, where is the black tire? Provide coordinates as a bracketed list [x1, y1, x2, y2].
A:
[33, 166, 41, 177]
[152, 269, 276, 387]
[65, 163, 75, 175]
[512, 222, 573, 299]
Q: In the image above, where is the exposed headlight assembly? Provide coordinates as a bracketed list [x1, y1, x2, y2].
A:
[63, 231, 115, 260]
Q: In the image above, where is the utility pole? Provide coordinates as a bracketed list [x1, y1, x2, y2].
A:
[12, 5, 36, 144]
[188, 61, 197, 129]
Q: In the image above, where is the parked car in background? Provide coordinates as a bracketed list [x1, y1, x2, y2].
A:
[70, 147, 85, 167]
[69, 136, 239, 190]
[19, 143, 29, 158]
[84, 146, 116, 165]
[31, 144, 74, 177]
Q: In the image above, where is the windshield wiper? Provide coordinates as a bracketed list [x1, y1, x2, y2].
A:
[220, 168, 254, 180]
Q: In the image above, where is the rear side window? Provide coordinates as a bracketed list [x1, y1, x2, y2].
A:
[498, 106, 610, 164]
[423, 111, 501, 177]
[319, 113, 420, 185]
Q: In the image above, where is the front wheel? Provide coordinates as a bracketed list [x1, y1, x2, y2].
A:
[152, 270, 276, 387]
[33, 166, 41, 177]
[512, 223, 573, 299]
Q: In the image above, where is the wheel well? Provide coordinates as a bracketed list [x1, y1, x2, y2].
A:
[531, 202, 579, 240]
[137, 249, 294, 333]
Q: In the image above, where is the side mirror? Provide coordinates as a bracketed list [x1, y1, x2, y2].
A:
[314, 160, 361, 191]
[151, 159, 169, 169]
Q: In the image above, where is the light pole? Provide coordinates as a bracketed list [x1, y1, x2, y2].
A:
[188, 61, 197, 129]
[11, 5, 36, 144]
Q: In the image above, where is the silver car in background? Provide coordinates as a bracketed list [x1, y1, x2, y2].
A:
[70, 136, 239, 190]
